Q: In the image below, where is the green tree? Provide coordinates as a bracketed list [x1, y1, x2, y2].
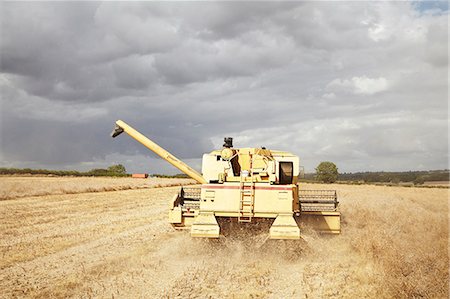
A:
[107, 164, 127, 175]
[315, 161, 339, 183]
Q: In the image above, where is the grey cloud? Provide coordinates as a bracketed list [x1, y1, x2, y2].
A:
[1, 2, 448, 173]
[171, 2, 299, 40]
[94, 4, 181, 54]
[112, 55, 158, 90]
[153, 31, 296, 85]
[424, 17, 448, 67]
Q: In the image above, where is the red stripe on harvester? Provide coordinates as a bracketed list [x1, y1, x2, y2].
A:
[202, 185, 292, 191]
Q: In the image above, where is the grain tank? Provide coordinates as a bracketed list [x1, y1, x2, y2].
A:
[111, 120, 340, 240]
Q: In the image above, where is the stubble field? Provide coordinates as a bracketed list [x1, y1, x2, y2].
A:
[0, 176, 448, 298]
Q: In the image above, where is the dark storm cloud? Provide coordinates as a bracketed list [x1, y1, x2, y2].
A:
[0, 1, 448, 173]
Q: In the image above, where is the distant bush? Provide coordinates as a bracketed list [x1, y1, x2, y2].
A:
[315, 161, 339, 183]
[413, 177, 425, 185]
[107, 164, 127, 175]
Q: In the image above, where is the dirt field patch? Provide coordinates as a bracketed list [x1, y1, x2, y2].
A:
[0, 178, 448, 298]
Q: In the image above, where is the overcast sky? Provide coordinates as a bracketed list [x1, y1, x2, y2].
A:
[0, 1, 448, 174]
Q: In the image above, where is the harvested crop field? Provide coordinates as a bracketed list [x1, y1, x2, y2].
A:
[0, 176, 195, 200]
[0, 177, 448, 298]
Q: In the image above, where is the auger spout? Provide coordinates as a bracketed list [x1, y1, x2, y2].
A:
[111, 120, 207, 184]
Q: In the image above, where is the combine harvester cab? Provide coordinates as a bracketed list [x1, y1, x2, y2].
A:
[112, 120, 340, 240]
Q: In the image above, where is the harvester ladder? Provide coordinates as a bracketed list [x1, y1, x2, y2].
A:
[238, 155, 255, 223]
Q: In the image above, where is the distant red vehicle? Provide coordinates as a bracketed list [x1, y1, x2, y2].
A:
[132, 173, 148, 179]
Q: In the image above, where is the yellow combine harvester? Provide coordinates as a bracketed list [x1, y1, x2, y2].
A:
[111, 120, 340, 240]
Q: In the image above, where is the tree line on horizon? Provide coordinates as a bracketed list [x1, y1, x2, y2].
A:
[304, 168, 449, 184]
[0, 165, 448, 184]
[0, 164, 128, 177]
